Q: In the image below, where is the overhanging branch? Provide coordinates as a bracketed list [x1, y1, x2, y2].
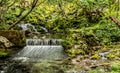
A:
[8, 0, 39, 29]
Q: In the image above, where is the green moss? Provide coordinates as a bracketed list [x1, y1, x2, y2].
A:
[106, 48, 120, 59]
[91, 54, 100, 59]
[66, 48, 85, 57]
[0, 52, 8, 57]
[0, 49, 13, 59]
[0, 50, 9, 58]
[88, 69, 101, 73]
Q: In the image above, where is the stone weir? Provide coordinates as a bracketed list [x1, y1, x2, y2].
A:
[15, 39, 66, 60]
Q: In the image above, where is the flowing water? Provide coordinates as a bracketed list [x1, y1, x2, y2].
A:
[1, 38, 71, 73]
[99, 50, 112, 60]
[18, 23, 48, 33]
[15, 39, 66, 61]
[1, 38, 109, 73]
[0, 24, 81, 73]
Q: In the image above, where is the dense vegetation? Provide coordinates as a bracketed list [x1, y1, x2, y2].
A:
[1, 0, 120, 72]
[1, 0, 120, 57]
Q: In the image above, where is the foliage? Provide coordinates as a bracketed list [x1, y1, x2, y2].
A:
[0, 50, 10, 58]
[87, 61, 120, 73]
[62, 19, 120, 56]
[1, 0, 120, 58]
[0, 0, 40, 29]
[0, 51, 8, 57]
[88, 69, 103, 73]
[1, 0, 120, 30]
[110, 62, 120, 72]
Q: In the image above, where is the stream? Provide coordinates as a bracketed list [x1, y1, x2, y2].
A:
[0, 23, 112, 73]
[0, 37, 81, 73]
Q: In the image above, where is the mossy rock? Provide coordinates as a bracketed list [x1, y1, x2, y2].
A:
[0, 30, 25, 47]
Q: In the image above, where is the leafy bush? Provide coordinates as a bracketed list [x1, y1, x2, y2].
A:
[110, 62, 120, 72]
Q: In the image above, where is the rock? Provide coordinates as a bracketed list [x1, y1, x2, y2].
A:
[0, 36, 14, 48]
[0, 30, 25, 47]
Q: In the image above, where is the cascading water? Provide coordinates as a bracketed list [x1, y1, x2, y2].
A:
[18, 23, 48, 33]
[15, 39, 66, 61]
[18, 23, 38, 32]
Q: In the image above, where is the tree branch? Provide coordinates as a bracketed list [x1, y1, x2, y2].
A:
[8, 0, 39, 30]
[109, 16, 120, 27]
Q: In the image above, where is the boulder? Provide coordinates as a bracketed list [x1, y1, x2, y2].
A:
[0, 36, 14, 48]
[0, 30, 25, 47]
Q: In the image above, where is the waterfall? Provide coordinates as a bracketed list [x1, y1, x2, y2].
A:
[15, 39, 66, 61]
[18, 23, 48, 33]
[26, 39, 62, 45]
[18, 23, 38, 33]
[39, 26, 48, 32]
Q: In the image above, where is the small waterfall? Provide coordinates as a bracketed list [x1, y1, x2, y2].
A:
[26, 39, 62, 45]
[18, 23, 48, 33]
[18, 23, 38, 32]
[99, 50, 111, 60]
[15, 39, 66, 61]
[39, 26, 48, 32]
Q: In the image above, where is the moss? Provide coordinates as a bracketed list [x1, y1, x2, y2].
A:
[0, 48, 13, 59]
[0, 51, 8, 58]
[0, 49, 11, 59]
[106, 55, 115, 59]
[66, 48, 85, 57]
[106, 48, 120, 59]
[91, 54, 100, 59]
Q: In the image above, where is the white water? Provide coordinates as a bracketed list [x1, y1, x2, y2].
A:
[18, 23, 38, 32]
[16, 45, 65, 60]
[15, 39, 66, 61]
[18, 23, 48, 33]
[26, 39, 62, 45]
[99, 50, 111, 60]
